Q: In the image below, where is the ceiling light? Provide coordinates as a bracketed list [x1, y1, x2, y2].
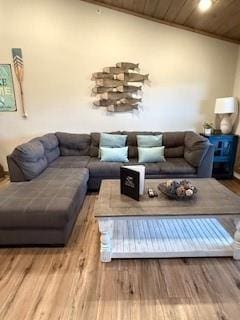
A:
[198, 0, 212, 12]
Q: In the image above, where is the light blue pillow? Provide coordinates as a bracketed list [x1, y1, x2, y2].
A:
[137, 135, 162, 147]
[99, 133, 127, 157]
[100, 133, 127, 148]
[138, 146, 165, 163]
[100, 147, 129, 162]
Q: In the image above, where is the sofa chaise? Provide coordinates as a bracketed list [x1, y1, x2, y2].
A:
[0, 131, 214, 246]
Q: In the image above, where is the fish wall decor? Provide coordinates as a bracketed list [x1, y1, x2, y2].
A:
[91, 62, 148, 112]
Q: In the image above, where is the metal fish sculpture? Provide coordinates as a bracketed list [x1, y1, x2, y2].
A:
[12, 48, 27, 118]
[116, 73, 149, 82]
[119, 97, 142, 104]
[107, 103, 138, 112]
[103, 67, 126, 74]
[93, 99, 114, 107]
[91, 72, 114, 80]
[92, 87, 120, 94]
[116, 62, 139, 70]
[101, 92, 132, 101]
[95, 79, 125, 88]
[116, 85, 142, 93]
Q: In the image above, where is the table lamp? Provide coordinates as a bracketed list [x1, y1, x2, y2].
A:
[214, 97, 238, 134]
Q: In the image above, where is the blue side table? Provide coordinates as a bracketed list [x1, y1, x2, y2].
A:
[201, 134, 238, 179]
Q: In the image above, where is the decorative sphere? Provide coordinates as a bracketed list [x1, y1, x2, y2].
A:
[176, 186, 186, 196]
[186, 189, 194, 197]
[166, 180, 174, 188]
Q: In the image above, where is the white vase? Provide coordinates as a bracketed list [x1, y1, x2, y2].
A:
[220, 114, 232, 134]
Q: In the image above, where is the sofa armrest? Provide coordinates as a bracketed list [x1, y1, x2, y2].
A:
[7, 155, 26, 182]
[196, 143, 214, 178]
[184, 132, 210, 167]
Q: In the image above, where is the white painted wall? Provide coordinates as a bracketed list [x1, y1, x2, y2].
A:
[233, 47, 240, 178]
[0, 0, 239, 169]
[234, 47, 240, 134]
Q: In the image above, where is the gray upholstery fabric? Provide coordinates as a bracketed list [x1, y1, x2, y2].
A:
[39, 133, 60, 164]
[89, 131, 122, 157]
[159, 158, 196, 174]
[128, 158, 161, 175]
[11, 140, 48, 180]
[164, 146, 184, 158]
[0, 168, 89, 229]
[56, 132, 91, 156]
[7, 155, 26, 182]
[184, 131, 209, 167]
[163, 132, 185, 158]
[49, 156, 90, 168]
[87, 157, 123, 177]
[197, 143, 214, 178]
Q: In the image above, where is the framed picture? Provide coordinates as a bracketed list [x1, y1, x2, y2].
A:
[0, 64, 17, 112]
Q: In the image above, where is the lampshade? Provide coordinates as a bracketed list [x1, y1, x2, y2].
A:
[214, 97, 238, 114]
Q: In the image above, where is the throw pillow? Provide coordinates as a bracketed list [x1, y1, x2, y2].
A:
[138, 146, 165, 163]
[137, 134, 162, 147]
[99, 133, 127, 157]
[100, 147, 129, 162]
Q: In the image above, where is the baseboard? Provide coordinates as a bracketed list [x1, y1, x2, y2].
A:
[233, 172, 240, 180]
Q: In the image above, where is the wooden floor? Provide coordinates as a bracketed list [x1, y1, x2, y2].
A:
[0, 178, 240, 320]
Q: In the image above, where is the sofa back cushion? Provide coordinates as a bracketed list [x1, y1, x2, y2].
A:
[184, 131, 209, 167]
[39, 133, 60, 164]
[11, 140, 48, 180]
[56, 132, 91, 156]
[162, 132, 185, 158]
[123, 131, 185, 158]
[90, 132, 122, 157]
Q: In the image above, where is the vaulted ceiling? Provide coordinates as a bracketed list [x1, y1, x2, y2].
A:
[81, 0, 240, 44]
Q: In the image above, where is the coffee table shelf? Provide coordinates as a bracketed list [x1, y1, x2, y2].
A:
[95, 179, 240, 262]
[111, 218, 233, 259]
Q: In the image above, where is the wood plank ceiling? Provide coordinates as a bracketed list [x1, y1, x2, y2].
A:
[81, 0, 240, 44]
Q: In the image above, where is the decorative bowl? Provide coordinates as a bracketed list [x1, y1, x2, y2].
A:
[158, 179, 197, 201]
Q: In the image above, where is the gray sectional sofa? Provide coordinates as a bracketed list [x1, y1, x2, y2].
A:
[0, 131, 214, 246]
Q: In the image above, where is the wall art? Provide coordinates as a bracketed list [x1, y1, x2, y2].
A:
[0, 64, 16, 112]
[92, 62, 148, 112]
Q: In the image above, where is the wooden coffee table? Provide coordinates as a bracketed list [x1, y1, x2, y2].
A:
[94, 179, 240, 262]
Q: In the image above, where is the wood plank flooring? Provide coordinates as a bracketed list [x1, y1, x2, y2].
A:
[0, 178, 240, 320]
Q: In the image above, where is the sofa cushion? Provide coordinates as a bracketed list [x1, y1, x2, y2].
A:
[49, 156, 90, 168]
[56, 132, 91, 156]
[39, 133, 60, 164]
[0, 168, 89, 229]
[184, 132, 209, 167]
[123, 131, 162, 158]
[87, 157, 123, 177]
[159, 158, 196, 174]
[128, 159, 161, 175]
[90, 131, 122, 157]
[162, 132, 185, 158]
[11, 140, 48, 180]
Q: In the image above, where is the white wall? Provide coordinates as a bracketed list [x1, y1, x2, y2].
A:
[0, 0, 239, 169]
[234, 47, 240, 134]
[233, 47, 240, 178]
